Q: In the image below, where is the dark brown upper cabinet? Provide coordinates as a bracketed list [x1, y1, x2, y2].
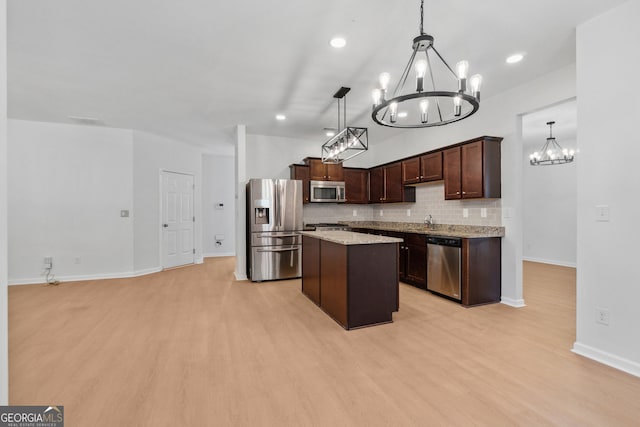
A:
[289, 164, 310, 204]
[443, 137, 501, 200]
[305, 158, 344, 181]
[401, 157, 421, 184]
[420, 151, 443, 182]
[369, 162, 416, 203]
[343, 168, 369, 204]
[402, 152, 443, 184]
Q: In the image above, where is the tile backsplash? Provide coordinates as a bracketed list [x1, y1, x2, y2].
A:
[303, 182, 502, 227]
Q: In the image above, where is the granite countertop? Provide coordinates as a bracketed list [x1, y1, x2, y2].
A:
[301, 230, 403, 245]
[339, 221, 505, 238]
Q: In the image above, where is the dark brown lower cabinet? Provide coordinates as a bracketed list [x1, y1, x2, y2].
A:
[404, 235, 427, 289]
[462, 237, 501, 306]
[302, 235, 399, 329]
[301, 235, 320, 305]
[349, 228, 501, 305]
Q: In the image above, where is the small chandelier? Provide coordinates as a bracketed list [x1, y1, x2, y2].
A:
[322, 86, 368, 164]
[529, 121, 575, 166]
[371, 0, 482, 128]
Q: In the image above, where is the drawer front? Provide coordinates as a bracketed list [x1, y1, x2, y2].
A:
[404, 233, 427, 246]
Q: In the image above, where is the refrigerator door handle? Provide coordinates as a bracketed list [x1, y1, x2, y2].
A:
[256, 247, 300, 253]
[257, 234, 300, 238]
[274, 180, 280, 228]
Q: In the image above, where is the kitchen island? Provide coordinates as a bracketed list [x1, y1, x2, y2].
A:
[301, 230, 402, 330]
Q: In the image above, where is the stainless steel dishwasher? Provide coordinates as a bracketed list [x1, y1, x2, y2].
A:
[427, 236, 462, 301]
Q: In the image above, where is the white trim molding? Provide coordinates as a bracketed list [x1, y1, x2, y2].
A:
[500, 297, 526, 308]
[573, 342, 640, 378]
[523, 257, 576, 268]
[8, 267, 163, 286]
[234, 272, 248, 281]
[203, 252, 236, 258]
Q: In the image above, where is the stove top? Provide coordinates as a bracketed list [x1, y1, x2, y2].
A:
[305, 223, 349, 231]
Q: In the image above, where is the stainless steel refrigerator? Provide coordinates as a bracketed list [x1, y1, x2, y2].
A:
[246, 179, 303, 281]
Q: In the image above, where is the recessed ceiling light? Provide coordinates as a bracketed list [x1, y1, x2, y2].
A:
[275, 114, 286, 121]
[398, 111, 408, 118]
[506, 53, 525, 64]
[330, 37, 346, 48]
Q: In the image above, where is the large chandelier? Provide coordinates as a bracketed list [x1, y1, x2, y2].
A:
[322, 87, 368, 164]
[371, 0, 482, 128]
[529, 121, 575, 166]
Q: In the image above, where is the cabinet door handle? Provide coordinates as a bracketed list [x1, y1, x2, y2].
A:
[462, 191, 466, 194]
[456, 191, 460, 195]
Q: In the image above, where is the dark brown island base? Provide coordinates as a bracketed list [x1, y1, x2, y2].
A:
[301, 230, 402, 330]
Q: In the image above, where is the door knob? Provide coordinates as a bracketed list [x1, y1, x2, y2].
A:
[163, 224, 168, 228]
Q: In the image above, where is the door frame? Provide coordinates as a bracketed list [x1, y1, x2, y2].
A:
[159, 169, 196, 269]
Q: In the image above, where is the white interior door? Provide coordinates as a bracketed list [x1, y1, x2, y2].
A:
[162, 171, 195, 269]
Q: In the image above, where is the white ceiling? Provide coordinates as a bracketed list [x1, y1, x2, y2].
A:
[7, 0, 625, 151]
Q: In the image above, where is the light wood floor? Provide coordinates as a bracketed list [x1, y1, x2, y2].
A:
[9, 259, 640, 426]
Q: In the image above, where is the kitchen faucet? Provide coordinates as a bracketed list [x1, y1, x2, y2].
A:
[424, 214, 434, 226]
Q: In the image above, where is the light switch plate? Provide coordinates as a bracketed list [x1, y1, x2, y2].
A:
[595, 205, 610, 222]
[480, 208, 487, 218]
[379, 210, 384, 217]
[120, 210, 129, 217]
[352, 209, 357, 217]
[406, 209, 411, 217]
[463, 208, 469, 218]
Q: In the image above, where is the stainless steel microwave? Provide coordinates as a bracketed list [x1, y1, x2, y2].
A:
[309, 180, 346, 203]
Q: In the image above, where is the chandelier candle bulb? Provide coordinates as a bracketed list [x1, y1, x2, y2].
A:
[372, 89, 382, 107]
[415, 60, 428, 92]
[379, 72, 391, 100]
[470, 74, 482, 100]
[390, 102, 398, 123]
[456, 60, 469, 92]
[454, 96, 462, 117]
[420, 99, 429, 123]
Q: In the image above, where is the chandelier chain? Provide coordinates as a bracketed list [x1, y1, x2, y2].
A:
[420, 0, 425, 35]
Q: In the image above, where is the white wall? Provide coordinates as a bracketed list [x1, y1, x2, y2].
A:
[132, 130, 204, 272]
[370, 65, 577, 307]
[0, 0, 9, 404]
[522, 101, 577, 267]
[202, 154, 235, 256]
[574, 0, 640, 376]
[8, 120, 135, 283]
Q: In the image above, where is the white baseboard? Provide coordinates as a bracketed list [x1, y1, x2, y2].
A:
[9, 267, 163, 286]
[500, 297, 526, 308]
[234, 271, 248, 281]
[572, 342, 640, 378]
[523, 256, 576, 268]
[203, 252, 236, 258]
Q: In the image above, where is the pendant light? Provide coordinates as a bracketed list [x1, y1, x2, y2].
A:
[371, 0, 482, 128]
[529, 121, 575, 166]
[322, 87, 368, 164]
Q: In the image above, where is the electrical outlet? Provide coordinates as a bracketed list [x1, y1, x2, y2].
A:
[406, 209, 411, 217]
[595, 205, 610, 222]
[595, 307, 610, 325]
[74, 257, 81, 264]
[463, 208, 469, 218]
[379, 210, 384, 217]
[44, 257, 52, 268]
[481, 208, 487, 218]
[352, 209, 357, 217]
